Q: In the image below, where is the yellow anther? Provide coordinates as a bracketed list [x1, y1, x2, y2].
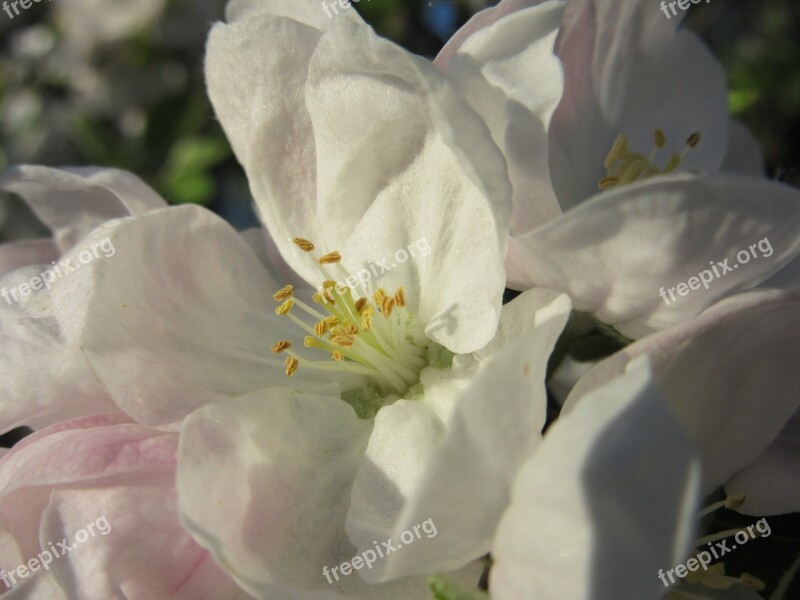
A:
[331, 351, 344, 361]
[381, 296, 396, 317]
[724, 494, 745, 510]
[304, 336, 324, 349]
[322, 280, 337, 290]
[271, 340, 291, 353]
[663, 152, 682, 173]
[394, 287, 406, 308]
[619, 159, 648, 184]
[331, 335, 355, 348]
[292, 237, 315, 252]
[325, 315, 340, 328]
[355, 298, 368, 313]
[686, 132, 701, 148]
[361, 315, 373, 331]
[312, 292, 323, 304]
[654, 128, 666, 149]
[603, 134, 629, 169]
[276, 300, 294, 316]
[285, 356, 300, 376]
[319, 251, 342, 264]
[314, 320, 330, 336]
[374, 289, 387, 305]
[598, 176, 619, 191]
[323, 289, 336, 304]
[273, 285, 294, 301]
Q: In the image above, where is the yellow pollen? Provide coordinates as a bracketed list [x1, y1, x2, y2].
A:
[355, 298, 368, 313]
[273, 285, 294, 301]
[394, 288, 406, 308]
[292, 237, 315, 252]
[276, 300, 294, 315]
[381, 296, 396, 317]
[285, 356, 299, 376]
[361, 315, 373, 331]
[331, 351, 344, 361]
[271, 340, 291, 353]
[374, 289, 387, 305]
[314, 320, 330, 336]
[319, 251, 342, 264]
[331, 335, 355, 347]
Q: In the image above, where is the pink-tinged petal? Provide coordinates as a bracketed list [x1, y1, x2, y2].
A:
[549, 0, 728, 208]
[492, 359, 700, 600]
[434, 0, 547, 72]
[346, 289, 571, 581]
[725, 410, 800, 516]
[0, 415, 248, 599]
[442, 3, 566, 241]
[177, 388, 469, 599]
[508, 175, 800, 337]
[565, 289, 800, 495]
[720, 120, 765, 177]
[57, 205, 351, 429]
[0, 265, 116, 435]
[0, 239, 58, 274]
[0, 166, 165, 253]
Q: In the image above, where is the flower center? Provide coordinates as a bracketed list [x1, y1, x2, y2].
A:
[598, 129, 701, 191]
[271, 238, 431, 399]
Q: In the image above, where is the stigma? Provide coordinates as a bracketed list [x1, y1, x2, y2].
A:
[270, 237, 429, 395]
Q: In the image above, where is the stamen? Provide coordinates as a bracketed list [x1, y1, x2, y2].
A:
[273, 285, 294, 301]
[686, 132, 701, 148]
[272, 340, 291, 353]
[331, 351, 344, 361]
[699, 494, 746, 518]
[654, 128, 666, 149]
[604, 134, 628, 169]
[381, 296, 396, 317]
[285, 356, 299, 376]
[355, 298, 368, 313]
[319, 251, 342, 264]
[292, 238, 315, 252]
[598, 176, 620, 191]
[394, 288, 406, 308]
[276, 300, 294, 316]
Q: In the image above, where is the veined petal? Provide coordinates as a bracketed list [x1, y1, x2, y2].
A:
[0, 166, 165, 253]
[55, 205, 350, 430]
[346, 289, 571, 581]
[549, 0, 729, 209]
[441, 2, 566, 233]
[176, 389, 475, 599]
[720, 120, 765, 177]
[565, 289, 800, 495]
[491, 358, 700, 600]
[508, 175, 800, 337]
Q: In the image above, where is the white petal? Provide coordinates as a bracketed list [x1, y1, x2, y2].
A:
[176, 389, 466, 599]
[720, 120, 765, 177]
[565, 289, 800, 495]
[58, 205, 349, 429]
[508, 175, 800, 337]
[491, 358, 700, 600]
[346, 289, 571, 581]
[725, 409, 800, 516]
[0, 166, 165, 253]
[225, 0, 361, 28]
[549, 0, 728, 208]
[443, 2, 566, 238]
[0, 239, 58, 273]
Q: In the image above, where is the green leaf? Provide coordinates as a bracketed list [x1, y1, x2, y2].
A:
[728, 89, 760, 116]
[428, 576, 488, 600]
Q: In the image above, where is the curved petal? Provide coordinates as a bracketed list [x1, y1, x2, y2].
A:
[0, 166, 165, 253]
[0, 265, 115, 435]
[434, 0, 546, 72]
[0, 414, 247, 599]
[565, 289, 800, 495]
[346, 289, 571, 581]
[0, 239, 58, 273]
[720, 120, 765, 178]
[725, 409, 800, 516]
[549, 0, 729, 209]
[508, 175, 800, 337]
[491, 359, 700, 600]
[225, 0, 361, 28]
[208, 13, 512, 353]
[176, 389, 477, 599]
[440, 2, 566, 235]
[58, 205, 352, 429]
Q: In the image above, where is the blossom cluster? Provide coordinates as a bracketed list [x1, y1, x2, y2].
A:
[0, 1, 798, 600]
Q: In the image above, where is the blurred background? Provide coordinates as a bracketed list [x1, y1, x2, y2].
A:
[1, 0, 798, 242]
[0, 1, 798, 596]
